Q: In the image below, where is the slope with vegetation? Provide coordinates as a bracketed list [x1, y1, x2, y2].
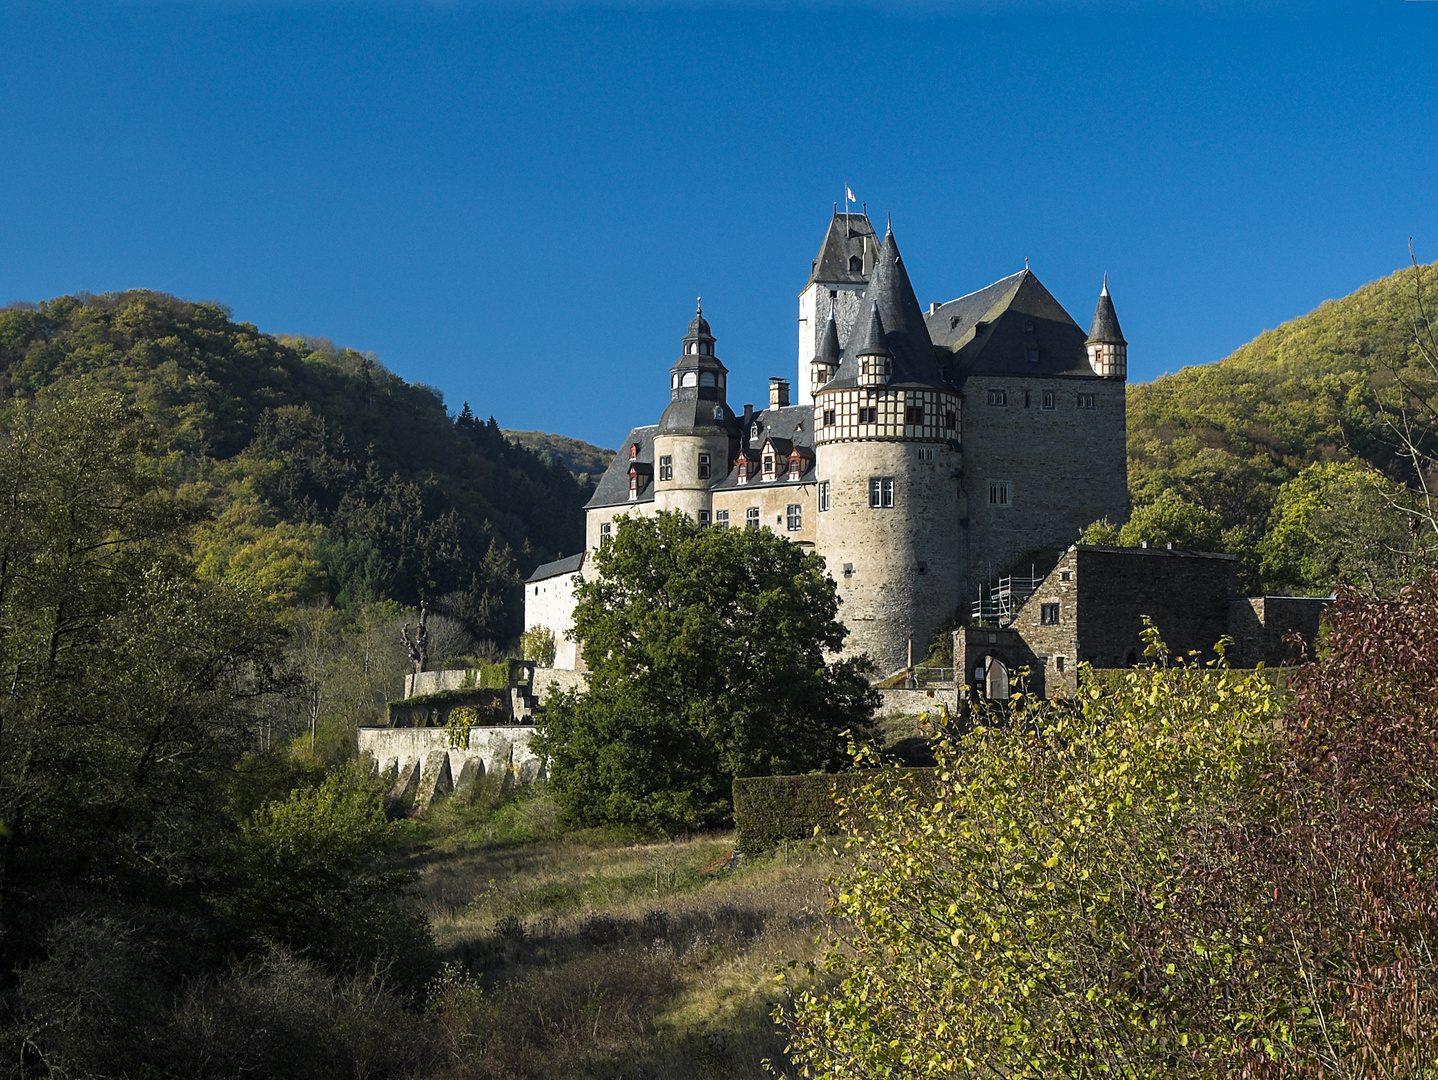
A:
[1092, 259, 1438, 594]
[0, 290, 589, 642]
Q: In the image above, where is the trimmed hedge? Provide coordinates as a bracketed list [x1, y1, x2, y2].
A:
[733, 768, 938, 857]
[386, 687, 508, 728]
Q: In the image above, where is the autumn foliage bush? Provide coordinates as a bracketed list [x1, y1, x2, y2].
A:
[784, 576, 1438, 1078]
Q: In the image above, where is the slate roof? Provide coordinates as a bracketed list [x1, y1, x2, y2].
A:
[820, 226, 950, 392]
[816, 311, 842, 366]
[526, 552, 585, 583]
[710, 404, 816, 490]
[924, 269, 1096, 379]
[585, 425, 658, 509]
[1087, 279, 1126, 345]
[805, 211, 878, 288]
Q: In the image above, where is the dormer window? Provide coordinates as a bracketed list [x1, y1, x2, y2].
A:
[629, 444, 639, 459]
[751, 423, 760, 441]
[788, 452, 802, 475]
[849, 255, 862, 272]
[737, 458, 750, 484]
[762, 454, 776, 479]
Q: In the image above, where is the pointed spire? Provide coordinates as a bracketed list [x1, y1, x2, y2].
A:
[1087, 277, 1126, 345]
[696, 296, 702, 315]
[817, 309, 842, 366]
[855, 303, 892, 357]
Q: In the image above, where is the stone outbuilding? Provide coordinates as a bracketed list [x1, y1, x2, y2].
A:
[958, 543, 1330, 699]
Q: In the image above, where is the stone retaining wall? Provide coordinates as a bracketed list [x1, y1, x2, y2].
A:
[358, 725, 543, 814]
[875, 685, 959, 717]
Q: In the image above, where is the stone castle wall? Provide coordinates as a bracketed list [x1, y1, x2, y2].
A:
[711, 481, 818, 545]
[959, 375, 1127, 604]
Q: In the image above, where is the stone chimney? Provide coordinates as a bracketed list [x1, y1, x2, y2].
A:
[769, 378, 790, 410]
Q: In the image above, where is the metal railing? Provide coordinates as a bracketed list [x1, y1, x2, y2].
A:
[970, 568, 1044, 627]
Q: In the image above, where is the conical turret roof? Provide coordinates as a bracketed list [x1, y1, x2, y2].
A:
[1087, 277, 1126, 346]
[853, 303, 892, 357]
[816, 310, 842, 366]
[806, 210, 878, 288]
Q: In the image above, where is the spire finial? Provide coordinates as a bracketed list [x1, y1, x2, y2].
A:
[696, 296, 702, 315]
[1025, 256, 1029, 270]
[1101, 273, 1109, 295]
[886, 211, 892, 236]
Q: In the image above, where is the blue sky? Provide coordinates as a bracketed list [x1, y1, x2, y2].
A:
[1, 1, 1435, 448]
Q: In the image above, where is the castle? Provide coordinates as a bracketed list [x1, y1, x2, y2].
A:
[529, 208, 1130, 676]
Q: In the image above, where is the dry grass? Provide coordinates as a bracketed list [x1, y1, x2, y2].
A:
[402, 789, 838, 1079]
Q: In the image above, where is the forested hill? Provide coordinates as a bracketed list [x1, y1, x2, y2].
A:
[1126, 260, 1436, 538]
[0, 290, 587, 642]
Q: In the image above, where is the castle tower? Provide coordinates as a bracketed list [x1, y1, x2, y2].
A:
[653, 300, 738, 524]
[813, 224, 963, 677]
[797, 207, 877, 407]
[1086, 276, 1127, 379]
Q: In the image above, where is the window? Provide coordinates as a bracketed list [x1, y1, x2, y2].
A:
[917, 446, 934, 461]
[823, 408, 835, 426]
[849, 254, 862, 272]
[746, 507, 760, 530]
[681, 372, 697, 387]
[988, 480, 1011, 507]
[659, 455, 673, 481]
[715, 509, 729, 529]
[1041, 603, 1060, 625]
[697, 453, 710, 480]
[1060, 570, 1072, 582]
[1027, 346, 1040, 364]
[1056, 656, 1066, 673]
[869, 477, 895, 508]
[987, 389, 1007, 407]
[1023, 390, 1031, 408]
[786, 504, 802, 531]
[1077, 393, 1096, 410]
[905, 404, 924, 425]
[1042, 390, 1055, 410]
[843, 562, 854, 577]
[628, 474, 640, 500]
[818, 480, 831, 512]
[762, 454, 776, 478]
[697, 509, 710, 527]
[858, 406, 878, 424]
[599, 522, 612, 548]
[788, 452, 803, 475]
[699, 372, 716, 387]
[944, 410, 957, 431]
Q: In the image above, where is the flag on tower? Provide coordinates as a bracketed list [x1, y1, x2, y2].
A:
[845, 185, 856, 204]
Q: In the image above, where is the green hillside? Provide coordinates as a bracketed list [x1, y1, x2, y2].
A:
[1128, 260, 1434, 527]
[0, 290, 588, 641]
[501, 429, 614, 490]
[1117, 260, 1438, 593]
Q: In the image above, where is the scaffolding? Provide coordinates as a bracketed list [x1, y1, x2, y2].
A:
[970, 567, 1043, 627]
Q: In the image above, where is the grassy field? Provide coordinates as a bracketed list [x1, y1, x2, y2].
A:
[397, 781, 837, 1079]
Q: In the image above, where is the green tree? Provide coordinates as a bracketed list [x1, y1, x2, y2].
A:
[0, 387, 286, 903]
[226, 768, 434, 982]
[537, 512, 877, 835]
[1259, 460, 1428, 594]
[1119, 487, 1224, 550]
[520, 624, 556, 666]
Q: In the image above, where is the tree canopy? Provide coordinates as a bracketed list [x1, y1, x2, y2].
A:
[538, 512, 878, 836]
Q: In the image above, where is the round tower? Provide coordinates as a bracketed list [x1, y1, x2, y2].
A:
[1086, 275, 1127, 379]
[653, 300, 738, 523]
[813, 227, 963, 678]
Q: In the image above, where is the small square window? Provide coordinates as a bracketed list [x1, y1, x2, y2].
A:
[843, 562, 854, 577]
[987, 389, 1007, 407]
[697, 453, 710, 480]
[1042, 390, 1055, 410]
[818, 480, 831, 512]
[859, 406, 877, 424]
[715, 509, 729, 529]
[697, 509, 710, 528]
[1060, 570, 1072, 582]
[1027, 346, 1040, 364]
[659, 455, 673, 482]
[988, 481, 1010, 507]
[944, 410, 957, 431]
[745, 507, 760, 530]
[823, 408, 836, 426]
[599, 522, 612, 548]
[1041, 603, 1060, 625]
[905, 405, 923, 425]
[786, 503, 802, 531]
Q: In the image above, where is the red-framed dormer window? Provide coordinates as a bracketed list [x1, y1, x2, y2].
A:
[762, 454, 776, 479]
[788, 452, 803, 476]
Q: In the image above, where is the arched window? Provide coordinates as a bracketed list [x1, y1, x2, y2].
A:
[681, 371, 698, 387]
[699, 372, 716, 387]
